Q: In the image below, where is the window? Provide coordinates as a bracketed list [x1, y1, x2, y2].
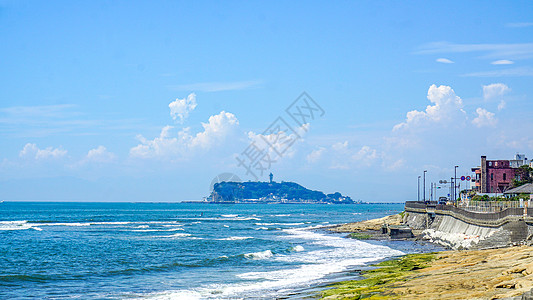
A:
[489, 162, 493, 166]
[503, 173, 506, 180]
[491, 173, 493, 180]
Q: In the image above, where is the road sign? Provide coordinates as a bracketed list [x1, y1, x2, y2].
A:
[466, 176, 471, 181]
[460, 176, 466, 181]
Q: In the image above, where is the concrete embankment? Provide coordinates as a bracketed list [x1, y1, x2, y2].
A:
[405, 202, 532, 250]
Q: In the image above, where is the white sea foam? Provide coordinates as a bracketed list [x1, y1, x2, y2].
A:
[145, 290, 202, 300]
[133, 228, 184, 232]
[254, 222, 305, 226]
[0, 221, 32, 230]
[244, 250, 273, 260]
[0, 221, 107, 231]
[255, 227, 270, 230]
[138, 220, 404, 300]
[221, 214, 238, 218]
[160, 233, 192, 238]
[290, 245, 305, 252]
[38, 222, 91, 227]
[217, 236, 253, 241]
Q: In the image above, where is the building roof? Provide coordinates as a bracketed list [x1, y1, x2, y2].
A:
[504, 183, 533, 194]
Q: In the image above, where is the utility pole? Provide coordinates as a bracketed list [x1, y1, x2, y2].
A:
[418, 176, 421, 202]
[423, 170, 427, 202]
[430, 183, 433, 202]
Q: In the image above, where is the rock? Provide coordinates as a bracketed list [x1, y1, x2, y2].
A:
[523, 263, 533, 276]
[495, 280, 517, 289]
[330, 214, 403, 232]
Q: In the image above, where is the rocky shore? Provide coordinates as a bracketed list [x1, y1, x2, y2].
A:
[323, 246, 533, 299]
[324, 214, 533, 299]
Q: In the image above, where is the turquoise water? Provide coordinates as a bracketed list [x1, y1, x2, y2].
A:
[0, 202, 420, 299]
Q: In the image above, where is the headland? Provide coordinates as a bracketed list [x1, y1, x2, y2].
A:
[206, 180, 355, 204]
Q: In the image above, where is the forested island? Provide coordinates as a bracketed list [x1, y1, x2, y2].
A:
[206, 181, 355, 204]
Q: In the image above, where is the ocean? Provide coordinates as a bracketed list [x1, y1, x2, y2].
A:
[0, 202, 438, 299]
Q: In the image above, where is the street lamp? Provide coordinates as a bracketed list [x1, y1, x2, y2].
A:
[423, 170, 427, 202]
[418, 176, 421, 202]
[454, 165, 459, 203]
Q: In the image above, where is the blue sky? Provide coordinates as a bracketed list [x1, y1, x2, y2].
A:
[1, 1, 533, 202]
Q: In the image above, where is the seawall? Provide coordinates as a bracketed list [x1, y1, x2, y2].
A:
[405, 201, 532, 249]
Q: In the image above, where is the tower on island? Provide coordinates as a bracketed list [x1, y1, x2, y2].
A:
[269, 172, 273, 183]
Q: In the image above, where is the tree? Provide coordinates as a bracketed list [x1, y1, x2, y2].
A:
[512, 165, 533, 187]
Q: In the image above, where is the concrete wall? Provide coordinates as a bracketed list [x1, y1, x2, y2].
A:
[405, 203, 531, 249]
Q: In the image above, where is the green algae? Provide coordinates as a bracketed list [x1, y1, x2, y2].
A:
[348, 232, 373, 240]
[321, 253, 436, 299]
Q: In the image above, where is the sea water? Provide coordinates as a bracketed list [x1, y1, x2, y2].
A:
[0, 202, 429, 299]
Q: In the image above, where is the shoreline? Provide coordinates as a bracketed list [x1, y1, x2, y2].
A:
[313, 214, 533, 299]
[280, 222, 445, 299]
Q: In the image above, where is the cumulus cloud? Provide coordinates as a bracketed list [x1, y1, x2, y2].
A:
[472, 108, 497, 127]
[306, 147, 325, 163]
[130, 111, 239, 159]
[352, 145, 378, 161]
[19, 143, 67, 160]
[497, 100, 506, 111]
[491, 60, 514, 65]
[86, 146, 115, 163]
[393, 85, 465, 131]
[436, 58, 454, 64]
[483, 83, 510, 100]
[246, 123, 309, 160]
[307, 141, 380, 169]
[169, 93, 197, 123]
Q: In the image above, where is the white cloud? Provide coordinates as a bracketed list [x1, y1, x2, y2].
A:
[497, 100, 506, 111]
[462, 67, 533, 77]
[191, 111, 239, 149]
[306, 147, 325, 163]
[385, 159, 405, 171]
[415, 42, 533, 59]
[169, 93, 197, 123]
[393, 84, 465, 131]
[168, 80, 262, 92]
[352, 145, 378, 162]
[491, 60, 514, 65]
[19, 143, 67, 160]
[483, 83, 510, 100]
[130, 111, 239, 159]
[506, 22, 533, 28]
[472, 108, 497, 127]
[307, 141, 380, 169]
[86, 146, 115, 163]
[246, 123, 309, 160]
[436, 58, 454, 64]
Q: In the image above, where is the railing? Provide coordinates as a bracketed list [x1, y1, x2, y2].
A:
[405, 201, 531, 222]
[460, 200, 527, 213]
[436, 204, 524, 221]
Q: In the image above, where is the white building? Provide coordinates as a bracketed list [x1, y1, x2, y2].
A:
[510, 153, 530, 168]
